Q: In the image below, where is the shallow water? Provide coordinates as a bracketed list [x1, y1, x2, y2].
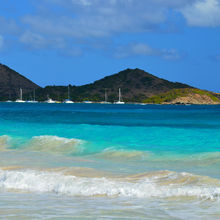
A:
[0, 103, 220, 219]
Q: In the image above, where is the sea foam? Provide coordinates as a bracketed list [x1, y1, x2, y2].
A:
[0, 168, 220, 200]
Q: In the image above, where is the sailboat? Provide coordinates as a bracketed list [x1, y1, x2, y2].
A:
[32, 89, 38, 103]
[64, 86, 74, 103]
[15, 88, 25, 103]
[6, 92, 12, 102]
[114, 88, 125, 104]
[101, 89, 110, 104]
[26, 89, 38, 103]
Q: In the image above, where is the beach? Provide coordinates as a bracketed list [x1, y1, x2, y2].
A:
[0, 103, 220, 219]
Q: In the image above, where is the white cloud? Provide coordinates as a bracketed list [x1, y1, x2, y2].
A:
[19, 0, 188, 56]
[3, 0, 216, 57]
[20, 31, 47, 49]
[115, 43, 183, 61]
[22, 0, 172, 40]
[162, 49, 183, 60]
[19, 30, 82, 56]
[181, 0, 220, 27]
[131, 44, 158, 56]
[115, 43, 159, 58]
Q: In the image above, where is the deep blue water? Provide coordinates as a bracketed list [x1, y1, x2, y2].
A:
[0, 103, 220, 154]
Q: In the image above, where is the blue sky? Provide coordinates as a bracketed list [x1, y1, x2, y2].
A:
[0, 0, 220, 91]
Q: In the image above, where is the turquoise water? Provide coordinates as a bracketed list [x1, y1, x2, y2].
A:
[0, 103, 220, 219]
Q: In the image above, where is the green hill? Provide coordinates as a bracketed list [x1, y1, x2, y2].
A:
[143, 88, 220, 104]
[0, 64, 40, 100]
[1, 64, 219, 104]
[34, 68, 193, 102]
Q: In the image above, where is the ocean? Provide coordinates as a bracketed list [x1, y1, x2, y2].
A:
[0, 103, 220, 219]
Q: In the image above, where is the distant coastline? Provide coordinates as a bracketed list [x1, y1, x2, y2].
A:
[0, 64, 219, 105]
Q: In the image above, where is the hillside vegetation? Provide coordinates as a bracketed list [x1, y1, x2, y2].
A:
[143, 88, 220, 104]
[33, 68, 192, 102]
[1, 63, 219, 104]
[0, 64, 40, 100]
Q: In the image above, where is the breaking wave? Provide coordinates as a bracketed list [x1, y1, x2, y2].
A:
[0, 135, 84, 155]
[0, 167, 220, 200]
[2, 135, 220, 166]
[24, 135, 84, 155]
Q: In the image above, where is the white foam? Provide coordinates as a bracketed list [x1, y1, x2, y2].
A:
[0, 169, 220, 200]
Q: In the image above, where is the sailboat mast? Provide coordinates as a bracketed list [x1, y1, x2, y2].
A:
[105, 89, 108, 102]
[33, 89, 35, 101]
[119, 88, 121, 102]
[20, 88, 22, 100]
[68, 86, 70, 100]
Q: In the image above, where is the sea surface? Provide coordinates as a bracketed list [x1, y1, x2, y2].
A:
[0, 103, 220, 219]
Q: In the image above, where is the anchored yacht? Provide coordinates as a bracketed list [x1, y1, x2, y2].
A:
[114, 88, 125, 104]
[15, 88, 25, 103]
[64, 86, 74, 103]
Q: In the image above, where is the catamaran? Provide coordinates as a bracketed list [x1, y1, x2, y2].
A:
[64, 86, 74, 103]
[114, 88, 125, 104]
[15, 88, 25, 103]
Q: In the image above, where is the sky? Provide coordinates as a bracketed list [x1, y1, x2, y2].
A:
[0, 0, 220, 92]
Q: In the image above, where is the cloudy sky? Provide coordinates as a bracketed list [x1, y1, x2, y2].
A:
[1, 0, 220, 91]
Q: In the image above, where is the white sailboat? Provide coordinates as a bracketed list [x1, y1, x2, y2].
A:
[6, 93, 12, 102]
[101, 89, 110, 104]
[32, 89, 38, 103]
[114, 88, 125, 104]
[26, 89, 38, 103]
[64, 86, 74, 103]
[15, 88, 25, 103]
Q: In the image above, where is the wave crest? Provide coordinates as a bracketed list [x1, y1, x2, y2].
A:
[0, 168, 220, 200]
[25, 136, 84, 155]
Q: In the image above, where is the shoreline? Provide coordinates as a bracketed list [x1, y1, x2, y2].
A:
[1, 101, 220, 105]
